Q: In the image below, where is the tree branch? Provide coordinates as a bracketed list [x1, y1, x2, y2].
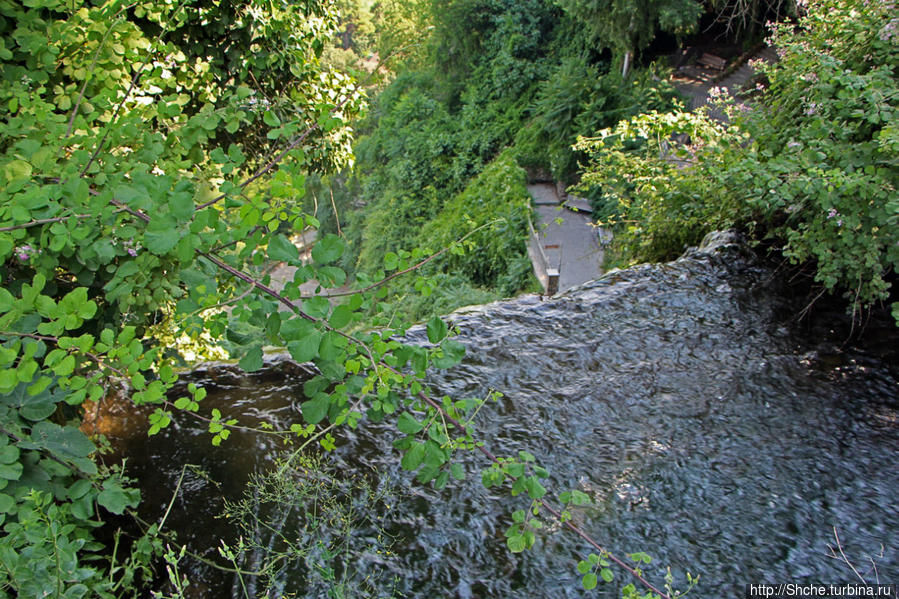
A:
[0, 214, 92, 232]
[307, 220, 500, 299]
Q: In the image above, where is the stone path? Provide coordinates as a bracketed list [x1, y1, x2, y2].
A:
[527, 183, 604, 293]
[672, 46, 779, 121]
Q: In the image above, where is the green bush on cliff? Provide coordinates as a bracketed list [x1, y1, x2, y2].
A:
[419, 150, 536, 295]
[575, 0, 899, 321]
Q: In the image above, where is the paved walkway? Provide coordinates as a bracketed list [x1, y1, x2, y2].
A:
[527, 183, 604, 293]
[672, 46, 778, 121]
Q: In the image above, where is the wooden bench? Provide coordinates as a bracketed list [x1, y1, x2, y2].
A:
[697, 53, 727, 70]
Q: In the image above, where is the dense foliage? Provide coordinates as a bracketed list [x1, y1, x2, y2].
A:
[575, 0, 898, 321]
[0, 0, 378, 594]
[0, 1, 697, 596]
[7, 0, 889, 596]
[554, 0, 701, 76]
[335, 0, 688, 321]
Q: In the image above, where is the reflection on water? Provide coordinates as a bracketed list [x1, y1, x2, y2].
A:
[102, 234, 899, 598]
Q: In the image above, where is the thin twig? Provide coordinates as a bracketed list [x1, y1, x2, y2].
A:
[158, 463, 189, 533]
[160, 399, 291, 437]
[329, 186, 342, 237]
[0, 214, 92, 232]
[390, 365, 673, 599]
[309, 220, 500, 299]
[0, 330, 126, 377]
[833, 526, 866, 583]
[80, 66, 145, 177]
[64, 3, 137, 142]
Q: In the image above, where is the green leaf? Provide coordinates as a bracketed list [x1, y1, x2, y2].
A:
[571, 489, 592, 505]
[577, 560, 591, 574]
[53, 354, 75, 376]
[311, 234, 344, 264]
[0, 462, 22, 480]
[318, 331, 345, 361]
[524, 476, 546, 499]
[97, 480, 135, 515]
[434, 338, 465, 369]
[287, 331, 321, 363]
[505, 462, 524, 478]
[582, 572, 598, 590]
[303, 296, 330, 319]
[239, 346, 264, 372]
[268, 234, 299, 263]
[281, 317, 313, 340]
[400, 442, 426, 471]
[144, 222, 181, 255]
[317, 266, 347, 287]
[396, 412, 423, 434]
[68, 479, 93, 500]
[426, 316, 448, 344]
[169, 192, 194, 222]
[263, 110, 281, 127]
[328, 304, 352, 329]
[0, 370, 19, 393]
[600, 568, 614, 582]
[506, 533, 526, 553]
[30, 422, 96, 459]
[3, 159, 32, 182]
[301, 393, 330, 424]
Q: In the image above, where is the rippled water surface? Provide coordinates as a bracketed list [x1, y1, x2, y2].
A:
[106, 236, 899, 598]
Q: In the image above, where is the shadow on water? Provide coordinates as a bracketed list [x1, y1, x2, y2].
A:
[97, 233, 899, 598]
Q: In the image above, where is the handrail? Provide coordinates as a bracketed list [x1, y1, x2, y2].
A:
[526, 214, 560, 295]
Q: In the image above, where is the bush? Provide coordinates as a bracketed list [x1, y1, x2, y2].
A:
[575, 0, 899, 321]
[419, 151, 536, 295]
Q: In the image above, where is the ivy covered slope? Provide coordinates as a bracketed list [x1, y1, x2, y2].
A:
[330, 0, 689, 321]
[0, 0, 430, 594]
[576, 0, 899, 322]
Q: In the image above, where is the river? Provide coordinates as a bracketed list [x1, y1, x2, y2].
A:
[98, 232, 899, 598]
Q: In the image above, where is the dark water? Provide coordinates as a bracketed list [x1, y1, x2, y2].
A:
[104, 233, 899, 598]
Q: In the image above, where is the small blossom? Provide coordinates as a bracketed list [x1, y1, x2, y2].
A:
[805, 102, 819, 116]
[127, 248, 138, 257]
[16, 244, 35, 262]
[787, 141, 801, 149]
[827, 208, 838, 219]
[879, 19, 898, 43]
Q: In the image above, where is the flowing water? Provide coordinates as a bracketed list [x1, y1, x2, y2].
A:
[101, 233, 899, 598]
